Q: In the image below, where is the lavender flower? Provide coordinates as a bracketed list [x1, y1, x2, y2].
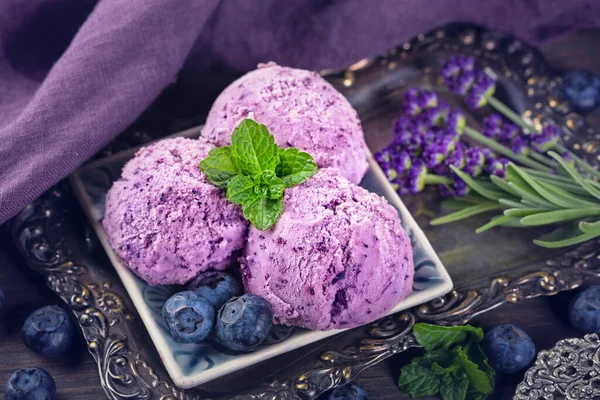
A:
[485, 156, 508, 178]
[425, 103, 451, 127]
[464, 146, 486, 177]
[418, 90, 438, 109]
[453, 71, 476, 95]
[531, 123, 560, 152]
[393, 151, 412, 173]
[440, 177, 469, 198]
[510, 136, 530, 156]
[482, 114, 503, 139]
[407, 159, 428, 194]
[447, 110, 466, 136]
[465, 71, 496, 109]
[393, 116, 413, 133]
[499, 123, 520, 142]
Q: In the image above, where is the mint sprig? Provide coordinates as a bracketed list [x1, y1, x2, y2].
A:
[200, 119, 318, 230]
[398, 323, 495, 400]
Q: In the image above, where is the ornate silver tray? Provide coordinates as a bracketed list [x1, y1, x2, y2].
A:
[10, 23, 600, 400]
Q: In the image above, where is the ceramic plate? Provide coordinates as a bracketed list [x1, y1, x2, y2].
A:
[70, 125, 453, 389]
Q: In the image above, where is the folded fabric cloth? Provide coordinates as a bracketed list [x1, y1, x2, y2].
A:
[1, 0, 599, 224]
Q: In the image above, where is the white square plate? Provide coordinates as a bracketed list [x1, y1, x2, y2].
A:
[70, 125, 453, 389]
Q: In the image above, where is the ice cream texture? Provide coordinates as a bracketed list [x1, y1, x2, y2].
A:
[203, 63, 369, 184]
[240, 169, 414, 330]
[103, 137, 248, 285]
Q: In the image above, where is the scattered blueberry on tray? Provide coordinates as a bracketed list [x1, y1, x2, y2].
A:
[4, 368, 56, 400]
[329, 383, 369, 400]
[569, 286, 600, 333]
[188, 271, 242, 310]
[561, 69, 600, 114]
[162, 291, 215, 343]
[23, 305, 75, 357]
[215, 294, 273, 352]
[482, 324, 535, 374]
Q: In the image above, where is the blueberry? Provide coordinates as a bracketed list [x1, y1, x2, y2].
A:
[162, 291, 215, 343]
[4, 368, 56, 400]
[561, 69, 600, 114]
[569, 286, 600, 333]
[329, 383, 369, 400]
[23, 305, 75, 357]
[188, 271, 242, 310]
[215, 294, 273, 352]
[482, 324, 536, 374]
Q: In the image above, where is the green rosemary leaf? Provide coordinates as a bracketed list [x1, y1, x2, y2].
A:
[579, 220, 600, 234]
[441, 199, 475, 210]
[450, 167, 507, 201]
[520, 209, 600, 226]
[476, 215, 519, 233]
[535, 180, 600, 208]
[507, 182, 557, 209]
[504, 208, 550, 218]
[509, 164, 595, 208]
[499, 218, 528, 227]
[498, 199, 528, 209]
[534, 231, 600, 248]
[430, 203, 503, 225]
[535, 176, 593, 197]
[549, 151, 600, 200]
[490, 176, 521, 197]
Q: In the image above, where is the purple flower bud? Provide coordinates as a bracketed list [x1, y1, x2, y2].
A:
[418, 90, 439, 109]
[375, 148, 392, 165]
[482, 148, 496, 159]
[464, 146, 486, 177]
[437, 135, 456, 156]
[425, 103, 451, 127]
[453, 179, 470, 197]
[457, 56, 475, 72]
[483, 114, 503, 130]
[466, 88, 486, 110]
[453, 71, 475, 95]
[510, 136, 530, 156]
[447, 110, 466, 135]
[384, 166, 398, 181]
[424, 151, 445, 169]
[393, 151, 412, 173]
[531, 124, 560, 152]
[403, 88, 421, 103]
[393, 116, 413, 134]
[402, 100, 421, 116]
[407, 159, 428, 194]
[499, 123, 520, 142]
[441, 57, 462, 79]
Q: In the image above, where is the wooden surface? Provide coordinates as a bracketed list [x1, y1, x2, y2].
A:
[1, 29, 600, 400]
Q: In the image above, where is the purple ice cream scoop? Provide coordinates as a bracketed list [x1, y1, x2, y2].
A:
[103, 137, 248, 286]
[203, 62, 369, 184]
[240, 169, 414, 330]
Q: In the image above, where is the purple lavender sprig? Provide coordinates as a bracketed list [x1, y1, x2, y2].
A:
[442, 56, 496, 110]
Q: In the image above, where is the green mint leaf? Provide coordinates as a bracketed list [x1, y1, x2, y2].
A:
[456, 348, 493, 394]
[413, 323, 484, 352]
[230, 119, 279, 175]
[242, 196, 282, 231]
[440, 372, 469, 400]
[424, 349, 456, 368]
[398, 361, 441, 398]
[199, 146, 239, 188]
[466, 343, 495, 394]
[226, 176, 256, 205]
[253, 170, 285, 200]
[276, 148, 319, 187]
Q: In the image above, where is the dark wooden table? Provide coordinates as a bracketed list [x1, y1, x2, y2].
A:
[1, 29, 599, 400]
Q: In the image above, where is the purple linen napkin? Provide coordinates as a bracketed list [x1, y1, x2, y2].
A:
[1, 0, 599, 224]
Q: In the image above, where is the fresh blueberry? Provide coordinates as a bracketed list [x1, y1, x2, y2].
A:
[188, 271, 242, 310]
[561, 69, 600, 114]
[482, 324, 536, 374]
[329, 383, 369, 400]
[23, 305, 75, 357]
[215, 294, 273, 352]
[569, 286, 600, 333]
[4, 367, 56, 400]
[162, 291, 215, 343]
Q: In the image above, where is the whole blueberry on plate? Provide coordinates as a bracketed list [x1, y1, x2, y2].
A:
[561, 69, 600, 114]
[482, 324, 536, 374]
[4, 367, 56, 400]
[569, 286, 600, 333]
[188, 271, 242, 310]
[162, 291, 215, 343]
[23, 305, 75, 357]
[215, 294, 273, 352]
[329, 383, 369, 400]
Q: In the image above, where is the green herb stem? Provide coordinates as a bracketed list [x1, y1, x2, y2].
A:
[424, 174, 454, 185]
[463, 126, 550, 172]
[528, 151, 555, 168]
[553, 143, 600, 181]
[486, 95, 535, 132]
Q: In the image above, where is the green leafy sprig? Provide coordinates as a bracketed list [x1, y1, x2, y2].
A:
[200, 119, 318, 230]
[431, 151, 600, 248]
[398, 323, 495, 400]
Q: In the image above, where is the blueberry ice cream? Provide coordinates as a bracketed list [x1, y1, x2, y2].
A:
[103, 137, 248, 285]
[240, 169, 414, 330]
[203, 63, 369, 184]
